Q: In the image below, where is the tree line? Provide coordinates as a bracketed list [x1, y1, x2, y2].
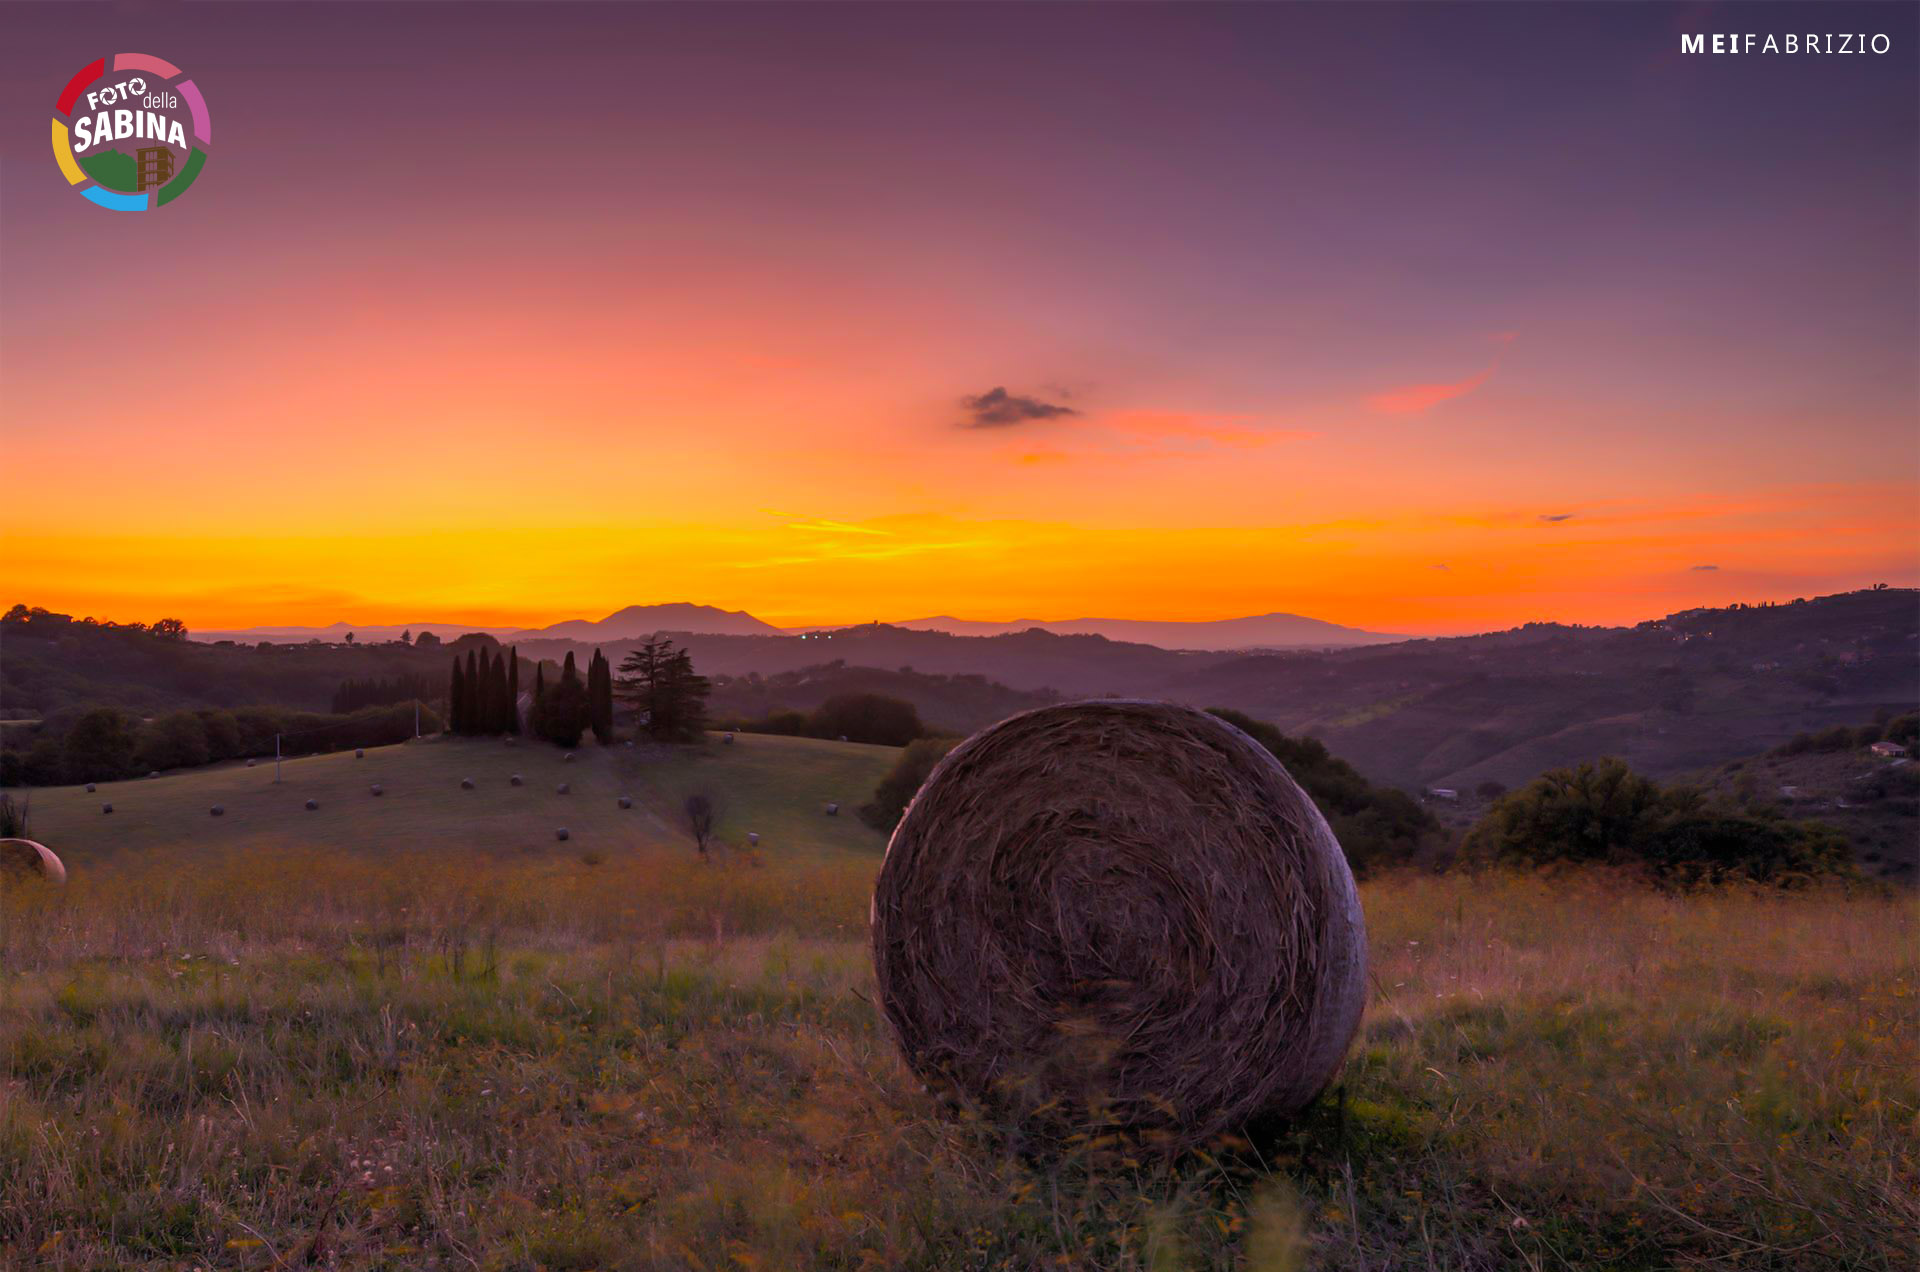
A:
[448, 638, 711, 749]
[449, 647, 521, 735]
[332, 673, 441, 715]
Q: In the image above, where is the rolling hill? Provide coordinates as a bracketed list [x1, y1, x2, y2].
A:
[894, 612, 1401, 650]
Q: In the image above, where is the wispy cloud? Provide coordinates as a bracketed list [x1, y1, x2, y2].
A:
[1367, 365, 1496, 416]
[783, 518, 891, 536]
[1691, 563, 1720, 571]
[959, 386, 1079, 429]
[1539, 513, 1576, 523]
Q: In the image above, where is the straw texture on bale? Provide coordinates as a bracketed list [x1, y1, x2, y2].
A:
[0, 839, 67, 886]
[871, 700, 1366, 1150]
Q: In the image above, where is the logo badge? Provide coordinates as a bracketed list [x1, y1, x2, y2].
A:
[52, 54, 210, 211]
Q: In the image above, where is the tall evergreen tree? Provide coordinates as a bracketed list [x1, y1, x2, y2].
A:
[479, 648, 497, 733]
[497, 649, 512, 731]
[530, 663, 548, 739]
[616, 638, 710, 743]
[506, 648, 521, 734]
[449, 656, 466, 733]
[537, 651, 590, 748]
[588, 647, 615, 744]
[464, 649, 480, 736]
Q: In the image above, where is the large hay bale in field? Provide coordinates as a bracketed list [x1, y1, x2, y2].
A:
[0, 839, 66, 886]
[870, 700, 1366, 1151]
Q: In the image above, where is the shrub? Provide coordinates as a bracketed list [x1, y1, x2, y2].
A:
[860, 737, 960, 831]
[806, 694, 924, 747]
[1208, 708, 1438, 875]
[139, 711, 211, 772]
[1462, 756, 1851, 885]
[61, 708, 140, 783]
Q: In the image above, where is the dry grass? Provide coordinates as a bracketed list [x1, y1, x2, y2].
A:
[1, 848, 1913, 1269]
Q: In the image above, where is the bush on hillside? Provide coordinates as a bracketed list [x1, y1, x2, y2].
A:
[2, 701, 440, 785]
[860, 737, 961, 831]
[805, 694, 925, 747]
[1462, 756, 1850, 885]
[1207, 708, 1439, 876]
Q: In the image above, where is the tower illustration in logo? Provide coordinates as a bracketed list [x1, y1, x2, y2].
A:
[51, 53, 210, 211]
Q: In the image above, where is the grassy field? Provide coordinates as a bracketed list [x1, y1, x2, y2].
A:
[1, 738, 1915, 1270]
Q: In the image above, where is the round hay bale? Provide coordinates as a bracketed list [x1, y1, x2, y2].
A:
[505, 737, 517, 746]
[460, 778, 475, 790]
[0, 839, 66, 886]
[617, 796, 632, 809]
[245, 759, 256, 768]
[101, 803, 113, 814]
[305, 799, 319, 811]
[870, 700, 1366, 1151]
[148, 770, 160, 779]
[210, 805, 225, 817]
[723, 732, 735, 745]
[563, 753, 575, 763]
[557, 782, 570, 795]
[555, 827, 570, 841]
[370, 784, 384, 797]
[510, 774, 524, 786]
[85, 783, 96, 793]
[355, 749, 365, 759]
[825, 802, 840, 816]
[747, 831, 760, 846]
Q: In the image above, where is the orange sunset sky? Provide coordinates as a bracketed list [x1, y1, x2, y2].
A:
[4, 4, 1916, 636]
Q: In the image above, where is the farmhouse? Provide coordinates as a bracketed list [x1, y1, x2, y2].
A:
[1868, 740, 1908, 759]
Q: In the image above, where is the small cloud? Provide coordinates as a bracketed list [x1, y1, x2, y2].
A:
[959, 386, 1079, 429]
[1429, 563, 1450, 571]
[1367, 364, 1495, 416]
[784, 518, 891, 537]
[1539, 513, 1576, 523]
[1691, 563, 1720, 571]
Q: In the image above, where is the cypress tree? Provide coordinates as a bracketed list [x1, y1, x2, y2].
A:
[492, 647, 510, 733]
[464, 649, 480, 736]
[531, 663, 547, 740]
[449, 657, 465, 733]
[506, 648, 521, 734]
[588, 647, 614, 745]
[479, 648, 496, 733]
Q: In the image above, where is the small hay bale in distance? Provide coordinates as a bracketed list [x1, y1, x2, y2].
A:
[370, 784, 384, 797]
[870, 700, 1367, 1152]
[148, 771, 160, 779]
[245, 759, 256, 768]
[557, 782, 570, 795]
[210, 806, 225, 817]
[825, 802, 839, 816]
[510, 774, 524, 786]
[85, 783, 96, 793]
[305, 799, 319, 811]
[101, 803, 113, 814]
[460, 778, 475, 790]
[355, 749, 365, 759]
[0, 839, 66, 886]
[617, 796, 632, 809]
[723, 732, 735, 745]
[563, 753, 575, 763]
[747, 831, 760, 846]
[555, 827, 570, 842]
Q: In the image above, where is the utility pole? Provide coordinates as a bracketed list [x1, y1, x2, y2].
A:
[414, 700, 421, 739]
[274, 733, 282, 783]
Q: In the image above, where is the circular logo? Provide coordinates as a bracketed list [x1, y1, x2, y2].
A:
[52, 53, 210, 211]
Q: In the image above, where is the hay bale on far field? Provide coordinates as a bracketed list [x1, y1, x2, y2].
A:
[305, 799, 319, 811]
[85, 783, 96, 793]
[210, 806, 225, 817]
[555, 827, 570, 841]
[102, 804, 113, 814]
[825, 802, 839, 816]
[370, 785, 384, 797]
[0, 839, 66, 886]
[870, 700, 1366, 1152]
[617, 796, 632, 809]
[510, 774, 524, 786]
[460, 778, 475, 790]
[557, 783, 570, 795]
[355, 749, 365, 759]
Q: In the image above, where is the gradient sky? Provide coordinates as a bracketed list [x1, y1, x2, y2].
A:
[4, 2, 1916, 634]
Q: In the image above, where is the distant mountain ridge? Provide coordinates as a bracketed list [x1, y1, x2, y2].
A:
[514, 603, 784, 641]
[892, 612, 1401, 650]
[196, 604, 1395, 650]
